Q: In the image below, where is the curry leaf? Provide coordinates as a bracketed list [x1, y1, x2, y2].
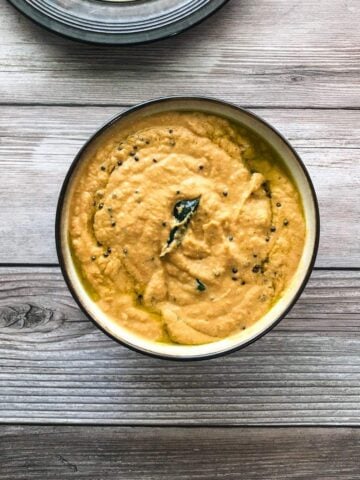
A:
[173, 197, 201, 222]
[160, 196, 201, 257]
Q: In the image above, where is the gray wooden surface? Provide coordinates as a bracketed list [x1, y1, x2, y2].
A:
[2, 426, 360, 480]
[1, 1, 359, 108]
[1, 106, 359, 266]
[0, 268, 359, 425]
[0, 0, 359, 478]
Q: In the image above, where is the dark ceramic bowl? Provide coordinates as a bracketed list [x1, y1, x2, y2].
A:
[56, 97, 320, 360]
[8, 0, 229, 45]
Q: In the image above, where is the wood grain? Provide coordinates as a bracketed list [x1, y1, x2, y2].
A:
[1, 425, 360, 480]
[1, 0, 360, 474]
[0, 267, 359, 425]
[0, 106, 359, 266]
[1, 1, 359, 107]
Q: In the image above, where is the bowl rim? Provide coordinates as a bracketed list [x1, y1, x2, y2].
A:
[55, 95, 320, 361]
[7, 0, 230, 46]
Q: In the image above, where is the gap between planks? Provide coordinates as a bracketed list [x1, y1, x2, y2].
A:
[0, 264, 358, 271]
[1, 103, 360, 110]
[0, 423, 359, 433]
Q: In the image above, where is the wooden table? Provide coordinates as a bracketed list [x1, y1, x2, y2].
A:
[1, 1, 359, 478]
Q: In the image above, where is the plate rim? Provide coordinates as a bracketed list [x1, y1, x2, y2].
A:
[7, 0, 231, 45]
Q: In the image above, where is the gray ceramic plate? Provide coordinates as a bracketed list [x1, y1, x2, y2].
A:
[8, 0, 229, 44]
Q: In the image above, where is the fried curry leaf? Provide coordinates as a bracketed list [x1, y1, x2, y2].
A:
[173, 197, 201, 222]
[160, 196, 201, 258]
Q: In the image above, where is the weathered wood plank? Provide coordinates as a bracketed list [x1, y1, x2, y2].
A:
[0, 267, 359, 425]
[1, 1, 359, 107]
[0, 106, 358, 266]
[2, 426, 360, 480]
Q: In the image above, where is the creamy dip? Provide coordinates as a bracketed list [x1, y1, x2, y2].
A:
[68, 111, 305, 345]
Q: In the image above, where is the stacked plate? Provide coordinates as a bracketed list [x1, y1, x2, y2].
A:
[8, 0, 229, 44]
